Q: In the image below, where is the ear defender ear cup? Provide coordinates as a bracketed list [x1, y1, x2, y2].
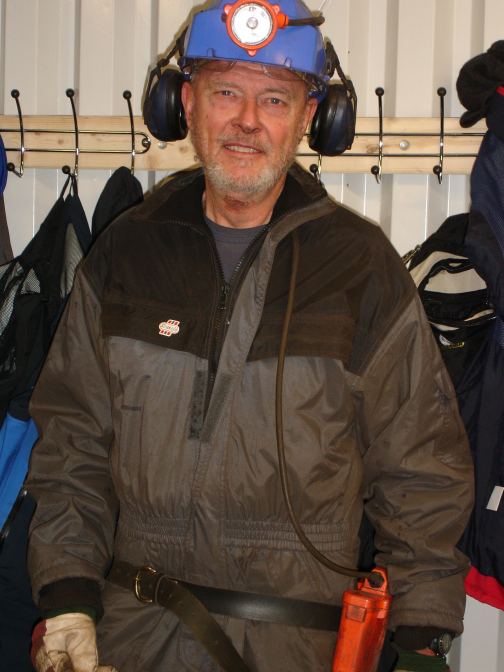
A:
[142, 68, 188, 142]
[308, 83, 356, 156]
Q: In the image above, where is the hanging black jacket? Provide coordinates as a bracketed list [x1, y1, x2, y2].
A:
[0, 183, 91, 672]
[91, 166, 143, 240]
[408, 131, 504, 611]
[458, 132, 504, 609]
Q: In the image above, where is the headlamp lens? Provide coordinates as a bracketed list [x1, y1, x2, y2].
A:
[230, 4, 273, 47]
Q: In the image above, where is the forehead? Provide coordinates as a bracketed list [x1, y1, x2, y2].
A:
[194, 60, 308, 97]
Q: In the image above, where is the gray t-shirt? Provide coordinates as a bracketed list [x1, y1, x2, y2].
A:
[205, 215, 266, 283]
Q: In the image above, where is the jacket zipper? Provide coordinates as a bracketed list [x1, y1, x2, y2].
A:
[166, 194, 327, 419]
[203, 226, 270, 418]
[202, 233, 228, 417]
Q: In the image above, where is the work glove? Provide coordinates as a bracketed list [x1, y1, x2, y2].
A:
[31, 612, 118, 672]
[394, 648, 450, 671]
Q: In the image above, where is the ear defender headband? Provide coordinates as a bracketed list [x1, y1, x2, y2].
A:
[142, 0, 357, 156]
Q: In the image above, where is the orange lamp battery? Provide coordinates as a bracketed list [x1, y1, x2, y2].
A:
[332, 567, 391, 672]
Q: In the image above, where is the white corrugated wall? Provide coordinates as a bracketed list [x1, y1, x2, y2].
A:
[1, 1, 503, 670]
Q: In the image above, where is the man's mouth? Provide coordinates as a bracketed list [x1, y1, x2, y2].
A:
[224, 144, 263, 154]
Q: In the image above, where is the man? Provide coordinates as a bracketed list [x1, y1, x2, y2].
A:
[27, 2, 473, 671]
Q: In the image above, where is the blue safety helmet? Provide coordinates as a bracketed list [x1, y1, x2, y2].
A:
[178, 0, 330, 100]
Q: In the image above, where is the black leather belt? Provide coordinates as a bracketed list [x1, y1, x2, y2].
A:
[108, 559, 341, 631]
[107, 560, 342, 672]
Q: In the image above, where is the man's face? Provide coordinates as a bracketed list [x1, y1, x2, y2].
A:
[181, 61, 318, 198]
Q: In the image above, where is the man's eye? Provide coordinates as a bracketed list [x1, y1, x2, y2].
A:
[267, 97, 286, 106]
[219, 90, 234, 97]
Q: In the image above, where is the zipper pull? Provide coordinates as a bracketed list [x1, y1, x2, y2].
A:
[218, 283, 229, 310]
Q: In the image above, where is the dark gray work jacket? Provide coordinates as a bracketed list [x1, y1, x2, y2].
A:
[27, 164, 473, 672]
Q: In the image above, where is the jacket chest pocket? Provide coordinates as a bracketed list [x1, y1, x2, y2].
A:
[101, 297, 209, 359]
[101, 297, 209, 433]
[248, 311, 356, 366]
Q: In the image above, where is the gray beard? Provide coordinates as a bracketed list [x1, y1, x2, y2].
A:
[189, 124, 305, 200]
[200, 153, 292, 196]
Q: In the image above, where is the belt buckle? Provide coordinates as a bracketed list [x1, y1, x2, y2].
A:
[134, 565, 158, 603]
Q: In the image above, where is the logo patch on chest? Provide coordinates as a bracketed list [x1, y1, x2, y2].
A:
[159, 319, 180, 337]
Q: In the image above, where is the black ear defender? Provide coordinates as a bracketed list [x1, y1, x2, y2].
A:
[308, 41, 357, 156]
[142, 30, 188, 142]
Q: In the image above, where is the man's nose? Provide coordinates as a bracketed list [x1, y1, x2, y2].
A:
[233, 97, 261, 133]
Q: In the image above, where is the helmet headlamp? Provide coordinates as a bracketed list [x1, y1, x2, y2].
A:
[224, 1, 286, 56]
[223, 0, 323, 57]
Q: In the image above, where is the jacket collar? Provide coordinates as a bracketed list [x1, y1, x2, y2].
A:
[135, 162, 329, 231]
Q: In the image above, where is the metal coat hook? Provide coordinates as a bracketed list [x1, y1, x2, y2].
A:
[433, 87, 446, 184]
[123, 90, 135, 174]
[371, 87, 384, 183]
[6, 89, 25, 177]
[309, 153, 323, 183]
[60, 165, 76, 198]
[62, 88, 79, 188]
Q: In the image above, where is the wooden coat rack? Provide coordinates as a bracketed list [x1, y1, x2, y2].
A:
[0, 88, 487, 182]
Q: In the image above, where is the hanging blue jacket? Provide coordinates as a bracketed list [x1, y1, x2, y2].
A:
[0, 415, 37, 532]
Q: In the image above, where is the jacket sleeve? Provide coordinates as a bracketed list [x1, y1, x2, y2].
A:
[359, 291, 474, 635]
[26, 260, 117, 601]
